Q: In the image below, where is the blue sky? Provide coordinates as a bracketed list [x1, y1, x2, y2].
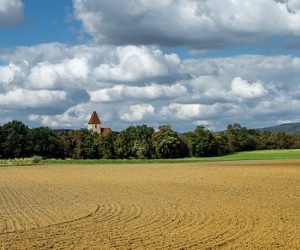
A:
[0, 0, 80, 47]
[1, 0, 300, 131]
[3, 0, 300, 58]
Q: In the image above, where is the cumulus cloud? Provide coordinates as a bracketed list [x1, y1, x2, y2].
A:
[0, 43, 181, 128]
[28, 102, 119, 129]
[4, 1, 300, 131]
[183, 55, 300, 100]
[73, 0, 300, 48]
[287, 0, 300, 12]
[1, 42, 300, 130]
[0, 89, 67, 109]
[92, 46, 180, 82]
[120, 104, 155, 122]
[0, 43, 179, 90]
[28, 57, 90, 89]
[0, 0, 24, 28]
[0, 63, 21, 85]
[229, 77, 268, 101]
[161, 103, 225, 120]
[28, 104, 89, 127]
[89, 83, 187, 102]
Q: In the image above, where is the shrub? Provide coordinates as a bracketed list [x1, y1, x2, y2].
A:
[32, 156, 43, 164]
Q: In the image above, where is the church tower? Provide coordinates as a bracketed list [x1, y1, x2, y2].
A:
[88, 111, 101, 134]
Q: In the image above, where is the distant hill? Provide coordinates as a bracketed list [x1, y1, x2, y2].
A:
[260, 123, 300, 135]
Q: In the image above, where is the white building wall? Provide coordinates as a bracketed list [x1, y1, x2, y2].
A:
[88, 124, 101, 134]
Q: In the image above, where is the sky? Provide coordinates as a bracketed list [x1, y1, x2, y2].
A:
[1, 0, 300, 132]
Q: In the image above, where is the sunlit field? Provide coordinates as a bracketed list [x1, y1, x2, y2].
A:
[0, 160, 299, 249]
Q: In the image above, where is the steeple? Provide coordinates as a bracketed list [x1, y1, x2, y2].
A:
[87, 111, 112, 136]
[88, 111, 101, 134]
[88, 111, 101, 125]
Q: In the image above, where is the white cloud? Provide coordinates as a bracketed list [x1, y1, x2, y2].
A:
[28, 104, 90, 127]
[229, 77, 268, 101]
[1, 43, 300, 130]
[287, 0, 300, 12]
[121, 104, 155, 122]
[93, 46, 179, 82]
[0, 63, 21, 84]
[0, 0, 23, 27]
[183, 55, 300, 101]
[28, 57, 90, 89]
[73, 0, 300, 48]
[3, 1, 300, 131]
[0, 89, 67, 108]
[161, 103, 224, 120]
[0, 43, 180, 90]
[89, 83, 187, 102]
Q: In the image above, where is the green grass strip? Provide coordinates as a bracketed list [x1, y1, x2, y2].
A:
[1, 150, 300, 167]
[41, 149, 300, 165]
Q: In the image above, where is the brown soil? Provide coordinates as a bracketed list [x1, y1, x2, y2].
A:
[0, 160, 299, 249]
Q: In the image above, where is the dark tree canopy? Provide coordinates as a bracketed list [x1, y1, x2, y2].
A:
[152, 125, 187, 159]
[0, 121, 299, 160]
[1, 120, 29, 158]
[27, 127, 60, 158]
[187, 126, 219, 157]
[114, 125, 154, 159]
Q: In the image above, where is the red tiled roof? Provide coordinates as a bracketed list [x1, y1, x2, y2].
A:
[88, 111, 101, 124]
[101, 128, 112, 136]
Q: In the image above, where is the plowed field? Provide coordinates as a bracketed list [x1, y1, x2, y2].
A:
[0, 160, 299, 249]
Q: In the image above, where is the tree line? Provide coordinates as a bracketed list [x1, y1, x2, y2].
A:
[1, 120, 300, 159]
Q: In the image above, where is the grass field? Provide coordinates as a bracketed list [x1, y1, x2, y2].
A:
[1, 149, 300, 167]
[43, 149, 300, 164]
[0, 159, 299, 249]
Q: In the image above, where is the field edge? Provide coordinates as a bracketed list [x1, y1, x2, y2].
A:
[1, 149, 300, 167]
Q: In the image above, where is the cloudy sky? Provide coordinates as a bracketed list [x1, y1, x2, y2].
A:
[1, 0, 300, 131]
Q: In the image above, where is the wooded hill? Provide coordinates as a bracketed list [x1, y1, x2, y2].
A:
[260, 122, 300, 135]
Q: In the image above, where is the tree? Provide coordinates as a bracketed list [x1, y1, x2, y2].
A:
[257, 131, 292, 150]
[82, 131, 101, 159]
[274, 132, 293, 149]
[225, 123, 257, 152]
[114, 125, 154, 159]
[68, 130, 86, 159]
[94, 132, 117, 159]
[291, 135, 300, 149]
[56, 131, 73, 159]
[0, 125, 3, 159]
[257, 130, 273, 150]
[152, 125, 186, 159]
[214, 133, 229, 156]
[1, 120, 29, 158]
[187, 126, 219, 157]
[27, 127, 60, 158]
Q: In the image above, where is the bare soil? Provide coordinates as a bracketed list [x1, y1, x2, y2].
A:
[0, 160, 299, 249]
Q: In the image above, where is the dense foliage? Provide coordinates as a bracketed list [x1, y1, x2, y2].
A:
[1, 121, 300, 159]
